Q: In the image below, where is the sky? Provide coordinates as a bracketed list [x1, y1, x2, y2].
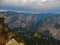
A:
[0, 0, 60, 13]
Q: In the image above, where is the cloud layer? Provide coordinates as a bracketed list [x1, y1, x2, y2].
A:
[0, 0, 60, 11]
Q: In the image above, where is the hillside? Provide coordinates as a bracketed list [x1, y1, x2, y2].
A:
[0, 10, 60, 40]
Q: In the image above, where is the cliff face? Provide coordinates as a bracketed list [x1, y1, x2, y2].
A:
[37, 15, 60, 40]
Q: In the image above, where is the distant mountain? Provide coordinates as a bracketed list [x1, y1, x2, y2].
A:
[0, 10, 60, 40]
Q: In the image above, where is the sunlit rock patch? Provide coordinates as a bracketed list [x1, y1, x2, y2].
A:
[5, 38, 24, 45]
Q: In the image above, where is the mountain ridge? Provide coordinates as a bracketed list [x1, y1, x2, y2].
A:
[0, 11, 60, 40]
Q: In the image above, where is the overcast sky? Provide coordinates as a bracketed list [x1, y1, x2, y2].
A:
[0, 0, 60, 13]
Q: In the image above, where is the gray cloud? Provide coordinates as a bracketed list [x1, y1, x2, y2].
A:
[0, 0, 60, 10]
